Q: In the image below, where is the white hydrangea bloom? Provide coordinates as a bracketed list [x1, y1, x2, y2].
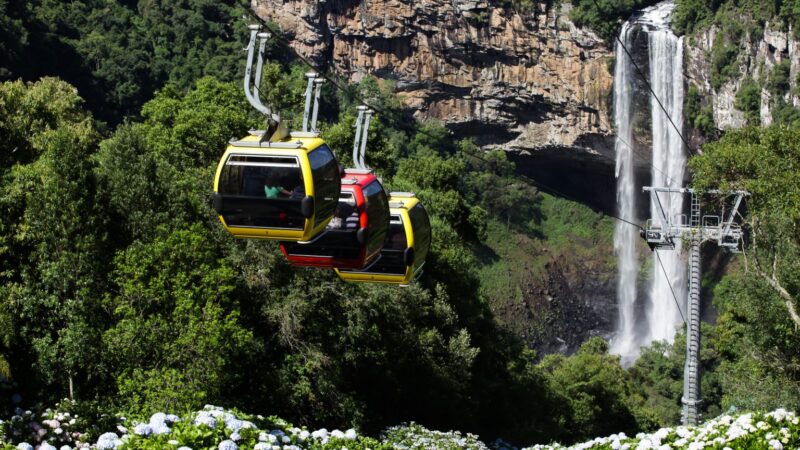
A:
[134, 423, 153, 436]
[96, 432, 123, 450]
[218, 439, 238, 450]
[16, 443, 33, 450]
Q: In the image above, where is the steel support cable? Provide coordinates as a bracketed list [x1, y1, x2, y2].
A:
[241, 12, 646, 233]
[245, 6, 677, 189]
[655, 249, 688, 324]
[589, 0, 693, 158]
[244, 5, 691, 348]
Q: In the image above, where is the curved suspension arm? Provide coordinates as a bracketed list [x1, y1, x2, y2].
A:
[352, 106, 366, 169]
[358, 109, 373, 169]
[244, 25, 280, 124]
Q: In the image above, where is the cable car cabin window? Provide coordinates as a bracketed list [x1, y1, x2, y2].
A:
[308, 145, 339, 227]
[218, 154, 305, 230]
[340, 215, 407, 275]
[363, 181, 389, 251]
[282, 193, 360, 259]
[408, 203, 431, 262]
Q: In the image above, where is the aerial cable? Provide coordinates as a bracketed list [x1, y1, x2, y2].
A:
[590, 0, 693, 157]
[655, 250, 688, 324]
[243, 6, 690, 331]
[242, 8, 652, 235]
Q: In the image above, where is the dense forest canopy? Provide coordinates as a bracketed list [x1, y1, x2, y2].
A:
[0, 0, 799, 448]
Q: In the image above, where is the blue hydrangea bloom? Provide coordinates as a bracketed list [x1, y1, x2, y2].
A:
[96, 432, 122, 450]
[39, 443, 57, 450]
[177, 447, 193, 450]
[218, 439, 238, 450]
[134, 423, 153, 436]
[253, 444, 270, 450]
[151, 423, 171, 435]
[230, 431, 242, 442]
[194, 412, 217, 429]
[59, 446, 72, 450]
[16, 443, 33, 450]
[225, 418, 244, 432]
[166, 414, 180, 423]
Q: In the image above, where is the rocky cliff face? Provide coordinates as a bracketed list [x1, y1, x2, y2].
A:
[685, 22, 800, 130]
[252, 0, 615, 165]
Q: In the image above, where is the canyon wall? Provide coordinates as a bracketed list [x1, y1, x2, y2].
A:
[252, 0, 615, 165]
[685, 22, 800, 131]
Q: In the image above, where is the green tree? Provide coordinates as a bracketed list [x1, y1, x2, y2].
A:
[104, 224, 257, 414]
[539, 337, 638, 442]
[690, 124, 800, 411]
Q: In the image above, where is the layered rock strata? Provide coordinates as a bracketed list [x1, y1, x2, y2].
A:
[252, 0, 615, 163]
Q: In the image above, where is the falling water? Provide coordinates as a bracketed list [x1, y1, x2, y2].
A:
[610, 21, 639, 360]
[611, 1, 686, 362]
[644, 3, 686, 345]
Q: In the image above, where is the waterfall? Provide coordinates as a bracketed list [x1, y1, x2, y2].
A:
[610, 21, 639, 361]
[645, 11, 687, 345]
[611, 1, 686, 363]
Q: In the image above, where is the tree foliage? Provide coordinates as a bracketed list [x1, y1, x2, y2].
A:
[690, 124, 800, 413]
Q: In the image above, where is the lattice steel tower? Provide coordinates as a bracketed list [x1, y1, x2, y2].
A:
[641, 187, 748, 425]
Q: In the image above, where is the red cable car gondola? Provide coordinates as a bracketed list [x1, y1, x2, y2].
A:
[279, 169, 389, 269]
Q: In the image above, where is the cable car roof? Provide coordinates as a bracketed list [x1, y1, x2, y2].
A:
[228, 133, 327, 153]
[388, 192, 419, 210]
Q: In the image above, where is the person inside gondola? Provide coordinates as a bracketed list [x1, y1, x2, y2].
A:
[264, 175, 289, 199]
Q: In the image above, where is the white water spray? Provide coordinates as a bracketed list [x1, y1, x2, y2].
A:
[611, 1, 686, 362]
[645, 3, 686, 345]
[610, 21, 639, 360]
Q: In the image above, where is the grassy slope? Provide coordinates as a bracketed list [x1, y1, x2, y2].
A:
[475, 193, 617, 351]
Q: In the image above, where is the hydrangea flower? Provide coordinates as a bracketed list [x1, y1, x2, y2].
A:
[194, 412, 217, 429]
[218, 439, 238, 450]
[96, 431, 123, 450]
[16, 444, 33, 450]
[40, 443, 57, 450]
[134, 423, 153, 436]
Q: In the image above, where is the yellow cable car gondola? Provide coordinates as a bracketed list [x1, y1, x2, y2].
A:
[212, 133, 340, 241]
[212, 25, 341, 241]
[334, 192, 431, 286]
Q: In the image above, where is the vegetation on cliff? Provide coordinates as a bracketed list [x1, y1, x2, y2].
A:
[1, 0, 800, 448]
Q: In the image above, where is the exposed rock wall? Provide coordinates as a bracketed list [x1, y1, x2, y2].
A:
[685, 22, 800, 130]
[252, 0, 615, 161]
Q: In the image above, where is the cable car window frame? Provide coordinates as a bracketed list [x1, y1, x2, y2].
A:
[307, 144, 339, 227]
[217, 153, 305, 230]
